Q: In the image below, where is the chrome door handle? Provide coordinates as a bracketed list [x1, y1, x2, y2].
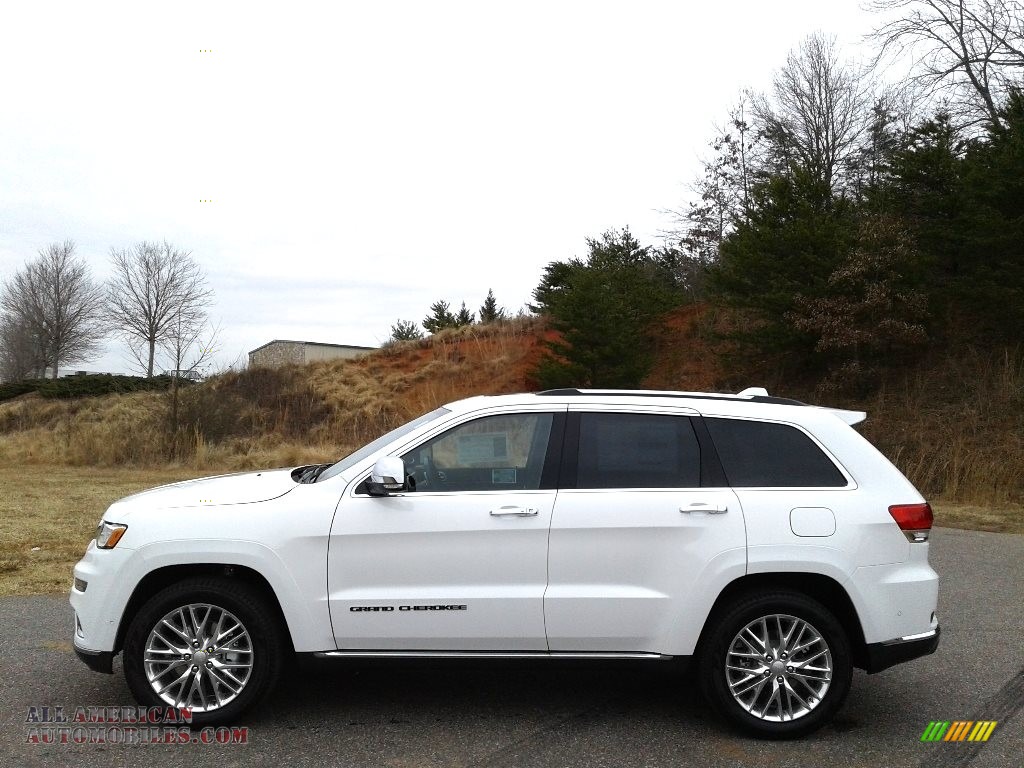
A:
[490, 506, 539, 517]
[680, 503, 728, 514]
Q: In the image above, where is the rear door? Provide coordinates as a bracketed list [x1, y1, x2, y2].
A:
[545, 406, 746, 655]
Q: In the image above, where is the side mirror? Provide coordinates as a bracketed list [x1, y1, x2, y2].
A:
[366, 456, 408, 497]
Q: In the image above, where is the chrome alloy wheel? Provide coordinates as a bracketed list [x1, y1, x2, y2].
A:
[725, 613, 832, 722]
[143, 603, 254, 711]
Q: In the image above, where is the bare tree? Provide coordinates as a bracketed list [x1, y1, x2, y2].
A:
[161, 310, 220, 379]
[752, 34, 873, 194]
[0, 241, 106, 378]
[661, 97, 756, 290]
[869, 0, 1024, 130]
[0, 313, 46, 381]
[161, 308, 220, 439]
[107, 241, 213, 377]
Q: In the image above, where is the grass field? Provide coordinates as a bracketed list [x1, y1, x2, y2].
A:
[0, 465, 1020, 597]
[0, 465, 210, 596]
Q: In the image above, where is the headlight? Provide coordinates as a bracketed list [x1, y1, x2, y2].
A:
[95, 521, 128, 549]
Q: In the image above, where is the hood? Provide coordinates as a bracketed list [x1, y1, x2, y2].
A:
[113, 468, 298, 511]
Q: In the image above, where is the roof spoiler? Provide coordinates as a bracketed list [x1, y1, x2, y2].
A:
[737, 388, 865, 426]
[824, 408, 867, 426]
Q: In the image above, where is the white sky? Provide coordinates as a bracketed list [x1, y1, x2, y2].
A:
[0, 0, 878, 374]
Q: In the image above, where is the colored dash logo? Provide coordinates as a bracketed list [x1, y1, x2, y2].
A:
[921, 721, 997, 742]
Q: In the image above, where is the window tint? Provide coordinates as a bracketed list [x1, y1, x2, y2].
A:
[576, 413, 700, 489]
[705, 418, 847, 487]
[401, 413, 553, 492]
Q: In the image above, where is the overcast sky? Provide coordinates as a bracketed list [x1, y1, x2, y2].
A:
[0, 0, 879, 374]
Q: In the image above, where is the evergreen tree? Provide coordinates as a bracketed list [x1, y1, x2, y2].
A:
[880, 113, 966, 298]
[388, 319, 423, 342]
[532, 229, 683, 388]
[454, 302, 475, 327]
[956, 89, 1024, 338]
[478, 289, 505, 323]
[422, 300, 457, 334]
[707, 168, 856, 358]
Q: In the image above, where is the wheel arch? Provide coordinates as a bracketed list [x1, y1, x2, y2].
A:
[696, 572, 869, 669]
[114, 563, 294, 655]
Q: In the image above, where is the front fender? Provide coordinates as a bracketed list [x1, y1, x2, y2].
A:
[124, 539, 333, 652]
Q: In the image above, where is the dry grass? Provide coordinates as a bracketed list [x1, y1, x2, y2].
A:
[0, 317, 546, 471]
[932, 502, 1024, 535]
[0, 465, 209, 596]
[854, 346, 1024, 504]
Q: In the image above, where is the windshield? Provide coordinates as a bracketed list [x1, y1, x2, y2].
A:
[316, 407, 450, 482]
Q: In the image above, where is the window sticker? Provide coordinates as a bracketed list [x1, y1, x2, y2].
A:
[492, 468, 517, 484]
[456, 433, 508, 464]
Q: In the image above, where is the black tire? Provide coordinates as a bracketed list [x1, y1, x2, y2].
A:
[696, 590, 853, 739]
[123, 577, 285, 726]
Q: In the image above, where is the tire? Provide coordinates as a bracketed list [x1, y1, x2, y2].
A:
[696, 590, 853, 739]
[123, 577, 285, 726]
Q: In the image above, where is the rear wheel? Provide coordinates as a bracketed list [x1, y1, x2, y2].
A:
[123, 577, 284, 725]
[697, 590, 853, 738]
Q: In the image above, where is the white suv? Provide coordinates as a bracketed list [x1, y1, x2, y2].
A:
[70, 388, 940, 738]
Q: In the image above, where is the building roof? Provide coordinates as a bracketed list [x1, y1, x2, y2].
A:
[248, 339, 377, 355]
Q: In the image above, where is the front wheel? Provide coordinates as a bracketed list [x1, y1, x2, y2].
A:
[123, 577, 285, 725]
[697, 590, 853, 738]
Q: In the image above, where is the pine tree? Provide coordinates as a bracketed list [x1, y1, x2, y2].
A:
[532, 229, 683, 388]
[454, 302, 475, 327]
[707, 167, 856, 358]
[388, 319, 423, 342]
[422, 301, 457, 334]
[478, 289, 505, 323]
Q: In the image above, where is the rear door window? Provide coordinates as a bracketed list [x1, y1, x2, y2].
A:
[575, 413, 701, 489]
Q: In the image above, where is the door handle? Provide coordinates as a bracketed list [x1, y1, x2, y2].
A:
[680, 503, 728, 514]
[490, 506, 539, 517]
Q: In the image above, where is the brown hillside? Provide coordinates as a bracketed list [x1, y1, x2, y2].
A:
[0, 318, 552, 471]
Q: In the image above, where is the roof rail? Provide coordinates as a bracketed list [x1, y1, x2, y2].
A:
[534, 388, 808, 407]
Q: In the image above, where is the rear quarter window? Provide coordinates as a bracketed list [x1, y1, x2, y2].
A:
[705, 417, 847, 488]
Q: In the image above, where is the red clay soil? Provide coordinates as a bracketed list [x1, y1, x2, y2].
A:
[346, 307, 719, 407]
[643, 304, 721, 391]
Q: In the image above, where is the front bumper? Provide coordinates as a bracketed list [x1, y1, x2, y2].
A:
[69, 541, 135, 655]
[863, 625, 940, 673]
[74, 644, 114, 674]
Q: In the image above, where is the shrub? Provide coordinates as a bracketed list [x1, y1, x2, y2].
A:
[0, 375, 185, 403]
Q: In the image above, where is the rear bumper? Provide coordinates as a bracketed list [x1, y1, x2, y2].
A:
[863, 625, 940, 674]
[74, 644, 114, 674]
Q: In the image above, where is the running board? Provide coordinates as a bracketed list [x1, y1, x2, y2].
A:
[313, 650, 671, 660]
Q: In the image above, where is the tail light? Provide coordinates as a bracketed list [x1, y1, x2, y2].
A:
[889, 503, 933, 542]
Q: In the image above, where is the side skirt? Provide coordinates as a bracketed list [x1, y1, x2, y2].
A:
[312, 650, 673, 660]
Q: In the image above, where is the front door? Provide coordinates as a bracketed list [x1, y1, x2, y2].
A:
[328, 409, 564, 651]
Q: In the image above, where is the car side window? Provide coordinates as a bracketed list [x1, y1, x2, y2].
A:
[704, 417, 847, 487]
[401, 413, 554, 492]
[575, 413, 701, 489]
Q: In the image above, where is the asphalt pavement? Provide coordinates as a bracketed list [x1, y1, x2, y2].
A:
[1, 527, 1021, 768]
